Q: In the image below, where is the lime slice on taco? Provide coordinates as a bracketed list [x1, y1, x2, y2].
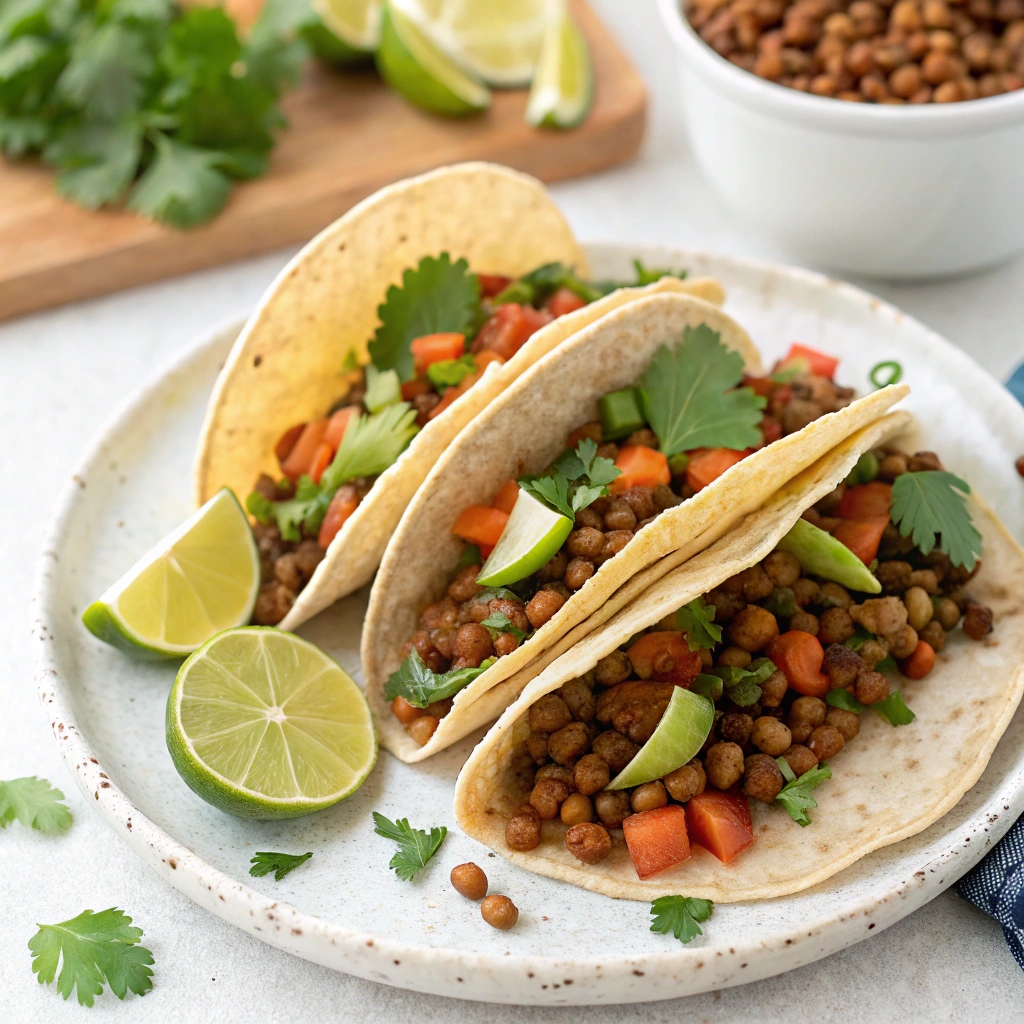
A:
[477, 488, 574, 587]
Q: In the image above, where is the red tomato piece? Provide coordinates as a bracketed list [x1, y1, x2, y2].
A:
[832, 516, 889, 565]
[626, 631, 702, 687]
[491, 479, 520, 515]
[477, 273, 512, 298]
[401, 378, 432, 400]
[901, 639, 936, 680]
[546, 287, 587, 317]
[308, 441, 334, 484]
[837, 481, 892, 519]
[473, 304, 552, 361]
[451, 506, 509, 548]
[685, 790, 754, 864]
[766, 630, 829, 697]
[410, 332, 466, 374]
[324, 406, 358, 449]
[274, 423, 305, 463]
[784, 342, 839, 379]
[742, 375, 776, 399]
[622, 805, 691, 879]
[685, 447, 748, 492]
[280, 418, 329, 481]
[317, 489, 359, 547]
[610, 445, 671, 493]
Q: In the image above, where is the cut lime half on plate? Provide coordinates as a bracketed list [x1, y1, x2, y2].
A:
[82, 488, 260, 660]
[167, 628, 377, 819]
[476, 487, 573, 587]
[525, 8, 593, 129]
[607, 687, 715, 790]
[311, 0, 383, 52]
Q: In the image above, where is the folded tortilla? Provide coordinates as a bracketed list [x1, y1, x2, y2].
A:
[193, 162, 724, 630]
[363, 291, 908, 762]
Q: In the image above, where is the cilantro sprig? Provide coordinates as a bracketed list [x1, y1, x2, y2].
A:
[372, 812, 447, 881]
[775, 758, 831, 826]
[480, 612, 526, 641]
[0, 776, 72, 834]
[649, 895, 714, 944]
[249, 850, 312, 881]
[890, 470, 981, 571]
[710, 657, 777, 707]
[826, 687, 915, 726]
[28, 908, 154, 1007]
[519, 437, 620, 520]
[675, 597, 722, 651]
[384, 650, 495, 709]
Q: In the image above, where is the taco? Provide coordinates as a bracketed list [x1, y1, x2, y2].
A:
[362, 292, 909, 762]
[194, 162, 724, 631]
[453, 412, 1024, 901]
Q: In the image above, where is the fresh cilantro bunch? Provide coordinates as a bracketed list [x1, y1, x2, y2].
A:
[649, 895, 714, 944]
[372, 812, 446, 881]
[385, 649, 495, 708]
[0, 0, 304, 226]
[0, 776, 72, 833]
[775, 758, 831, 826]
[519, 437, 621, 520]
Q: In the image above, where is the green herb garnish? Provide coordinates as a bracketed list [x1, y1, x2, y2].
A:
[364, 365, 401, 412]
[711, 657, 776, 707]
[493, 261, 601, 306]
[0, 776, 72, 834]
[631, 259, 687, 287]
[873, 690, 915, 726]
[869, 360, 903, 389]
[825, 689, 864, 713]
[427, 353, 477, 392]
[774, 759, 831, 826]
[372, 812, 447, 881]
[649, 895, 713, 944]
[384, 650, 494, 708]
[675, 597, 722, 651]
[692, 674, 724, 701]
[890, 470, 981, 571]
[480, 612, 526, 641]
[249, 851, 312, 881]
[519, 437, 620, 519]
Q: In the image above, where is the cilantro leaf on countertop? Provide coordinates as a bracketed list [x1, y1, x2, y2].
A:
[890, 470, 981, 571]
[520, 437, 621, 519]
[384, 650, 495, 709]
[642, 325, 765, 457]
[372, 812, 447, 881]
[28, 908, 154, 1007]
[0, 776, 72, 834]
[649, 895, 713, 944]
[676, 597, 722, 651]
[249, 850, 312, 881]
[775, 759, 831, 826]
[368, 254, 481, 381]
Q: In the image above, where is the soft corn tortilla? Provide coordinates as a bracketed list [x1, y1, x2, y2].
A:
[454, 412, 1024, 902]
[363, 290, 908, 762]
[193, 162, 724, 631]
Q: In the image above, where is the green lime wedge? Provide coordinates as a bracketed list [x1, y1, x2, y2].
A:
[776, 518, 882, 595]
[167, 627, 377, 819]
[606, 687, 714, 790]
[525, 8, 593, 129]
[476, 487, 573, 588]
[376, 2, 491, 117]
[82, 489, 260, 661]
[312, 0, 382, 52]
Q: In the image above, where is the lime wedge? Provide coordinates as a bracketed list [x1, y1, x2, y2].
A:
[777, 518, 882, 594]
[312, 0, 383, 52]
[607, 688, 714, 790]
[476, 487, 573, 587]
[525, 7, 593, 129]
[167, 628, 377, 819]
[376, 2, 490, 116]
[82, 489, 260, 660]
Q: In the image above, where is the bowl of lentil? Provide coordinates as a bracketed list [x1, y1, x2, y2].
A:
[658, 0, 1024, 278]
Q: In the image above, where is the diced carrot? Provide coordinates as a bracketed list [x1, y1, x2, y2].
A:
[308, 441, 334, 484]
[428, 370, 482, 420]
[837, 481, 892, 519]
[784, 342, 839, 379]
[832, 516, 889, 565]
[452, 506, 509, 548]
[281, 417, 329, 481]
[274, 423, 305, 463]
[478, 273, 512, 298]
[685, 447, 747, 492]
[743, 375, 776, 399]
[317, 489, 359, 548]
[622, 805, 691, 880]
[901, 639, 936, 680]
[685, 790, 754, 864]
[473, 304, 552, 361]
[410, 332, 466, 374]
[610, 445, 671, 493]
[391, 696, 424, 724]
[766, 630, 829, 698]
[324, 406, 357, 449]
[401, 378, 432, 400]
[473, 350, 506, 372]
[492, 479, 520, 515]
[626, 631, 701, 687]
[546, 287, 587, 317]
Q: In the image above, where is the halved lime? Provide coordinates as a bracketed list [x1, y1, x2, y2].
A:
[375, 2, 491, 117]
[777, 518, 882, 594]
[82, 489, 260, 661]
[312, 0, 383, 52]
[607, 688, 714, 790]
[525, 8, 593, 129]
[476, 487, 573, 587]
[167, 628, 377, 819]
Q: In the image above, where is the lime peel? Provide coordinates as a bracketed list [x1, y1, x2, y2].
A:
[526, 8, 593, 129]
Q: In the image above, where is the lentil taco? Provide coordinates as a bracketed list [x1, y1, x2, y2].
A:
[362, 291, 908, 762]
[193, 162, 724, 631]
[454, 413, 1024, 901]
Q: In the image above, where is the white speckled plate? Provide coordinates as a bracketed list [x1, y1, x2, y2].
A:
[32, 245, 1024, 1006]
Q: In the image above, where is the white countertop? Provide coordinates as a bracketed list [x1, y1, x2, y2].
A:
[3, 2, 1023, 1020]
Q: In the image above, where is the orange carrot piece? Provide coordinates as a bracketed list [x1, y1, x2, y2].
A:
[281, 417, 329, 482]
[901, 639, 936, 680]
[324, 406, 357, 449]
[317, 490, 359, 548]
[610, 445, 671, 493]
[685, 447, 747, 492]
[451, 506, 509, 548]
[832, 516, 889, 565]
[275, 423, 305, 463]
[784, 342, 839, 379]
[837, 481, 892, 519]
[428, 370, 481, 420]
[410, 332, 465, 373]
[766, 631, 829, 698]
[401, 378, 432, 400]
[308, 442, 334, 484]
[626, 631, 702, 686]
[622, 805, 691, 879]
[492, 479, 520, 515]
[474, 350, 506, 372]
[685, 790, 754, 864]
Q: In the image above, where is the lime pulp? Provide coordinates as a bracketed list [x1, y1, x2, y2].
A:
[525, 7, 593, 129]
[312, 0, 383, 52]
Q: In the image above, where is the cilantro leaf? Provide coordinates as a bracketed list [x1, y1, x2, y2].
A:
[363, 365, 401, 412]
[632, 259, 687, 286]
[520, 439, 620, 520]
[56, 22, 153, 120]
[427, 353, 476, 392]
[249, 850, 312, 881]
[494, 261, 601, 306]
[28, 908, 154, 1007]
[873, 690, 915, 726]
[480, 612, 526, 641]
[45, 119, 142, 208]
[573, 437, 620, 487]
[642, 326, 765, 457]
[890, 471, 981, 571]
[649, 895, 713, 944]
[774, 759, 831, 826]
[675, 597, 722, 650]
[710, 657, 776, 707]
[368, 254, 481, 381]
[0, 777, 72, 833]
[826, 689, 865, 713]
[0, 113, 50, 157]
[519, 470, 573, 520]
[384, 650, 494, 708]
[372, 812, 447, 881]
[319, 402, 418, 491]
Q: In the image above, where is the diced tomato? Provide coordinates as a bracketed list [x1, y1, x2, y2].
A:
[901, 639, 936, 680]
[610, 445, 671, 493]
[626, 631, 702, 687]
[546, 287, 587, 317]
[832, 516, 889, 565]
[784, 342, 839, 380]
[308, 441, 334, 484]
[685, 447, 748, 492]
[281, 417, 329, 481]
[410, 332, 465, 374]
[479, 543, 495, 560]
[478, 273, 512, 298]
[622, 805, 691, 879]
[391, 696, 424, 724]
[766, 630, 829, 698]
[474, 351, 506, 372]
[451, 505, 509, 548]
[274, 423, 305, 463]
[760, 414, 783, 446]
[743, 375, 776, 399]
[324, 405, 357, 449]
[473, 304, 552, 361]
[492, 479, 520, 515]
[428, 371, 482, 420]
[401, 378, 432, 400]
[837, 481, 892, 520]
[317, 488, 359, 547]
[685, 790, 754, 864]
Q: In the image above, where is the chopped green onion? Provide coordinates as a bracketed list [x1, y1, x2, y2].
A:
[869, 360, 903, 389]
[846, 450, 880, 486]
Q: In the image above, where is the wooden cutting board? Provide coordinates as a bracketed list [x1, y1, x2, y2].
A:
[0, 1, 645, 323]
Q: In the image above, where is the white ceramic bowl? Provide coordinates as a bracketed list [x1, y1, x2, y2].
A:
[658, 0, 1024, 280]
